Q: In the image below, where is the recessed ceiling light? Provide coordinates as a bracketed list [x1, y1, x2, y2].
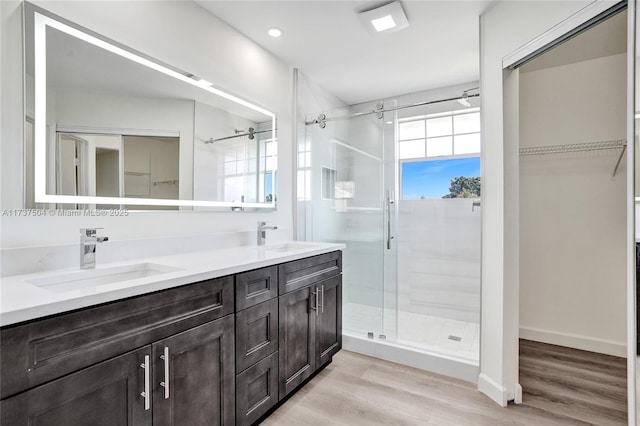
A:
[196, 78, 212, 88]
[371, 15, 396, 32]
[359, 1, 409, 34]
[268, 27, 283, 38]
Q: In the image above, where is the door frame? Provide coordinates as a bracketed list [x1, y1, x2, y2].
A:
[499, 0, 635, 416]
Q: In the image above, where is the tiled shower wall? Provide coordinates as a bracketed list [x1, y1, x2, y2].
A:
[397, 198, 481, 323]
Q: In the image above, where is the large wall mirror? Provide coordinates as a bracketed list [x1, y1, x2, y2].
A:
[24, 3, 277, 211]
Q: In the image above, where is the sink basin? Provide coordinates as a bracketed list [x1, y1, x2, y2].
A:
[264, 243, 319, 253]
[27, 263, 182, 293]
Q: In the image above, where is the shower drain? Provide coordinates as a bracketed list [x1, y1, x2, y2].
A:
[448, 335, 462, 342]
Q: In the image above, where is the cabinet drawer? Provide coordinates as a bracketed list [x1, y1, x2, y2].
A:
[236, 351, 278, 426]
[0, 276, 234, 399]
[236, 299, 278, 373]
[235, 265, 278, 311]
[278, 251, 342, 294]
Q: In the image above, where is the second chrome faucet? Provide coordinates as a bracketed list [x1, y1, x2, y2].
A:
[257, 221, 277, 246]
[80, 228, 109, 269]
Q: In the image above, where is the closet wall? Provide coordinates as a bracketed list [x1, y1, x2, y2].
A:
[519, 52, 627, 357]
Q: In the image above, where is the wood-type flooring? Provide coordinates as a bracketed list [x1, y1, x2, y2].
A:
[262, 339, 627, 425]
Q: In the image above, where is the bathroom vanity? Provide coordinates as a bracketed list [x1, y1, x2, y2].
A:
[0, 244, 343, 426]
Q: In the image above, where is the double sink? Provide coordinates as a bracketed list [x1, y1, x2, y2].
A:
[26, 243, 317, 294]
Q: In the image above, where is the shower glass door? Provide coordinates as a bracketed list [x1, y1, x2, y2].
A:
[303, 98, 481, 364]
[305, 103, 387, 339]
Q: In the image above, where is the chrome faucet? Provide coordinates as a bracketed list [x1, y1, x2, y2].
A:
[80, 228, 109, 269]
[257, 221, 277, 246]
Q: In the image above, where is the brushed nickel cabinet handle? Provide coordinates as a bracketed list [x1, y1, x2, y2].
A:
[310, 288, 319, 316]
[320, 285, 325, 314]
[160, 346, 170, 399]
[140, 354, 150, 411]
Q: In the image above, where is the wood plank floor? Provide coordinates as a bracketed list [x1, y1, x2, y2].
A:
[262, 340, 627, 425]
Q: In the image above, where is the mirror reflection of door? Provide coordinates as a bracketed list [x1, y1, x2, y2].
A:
[56, 133, 88, 209]
[123, 136, 179, 210]
[52, 132, 180, 210]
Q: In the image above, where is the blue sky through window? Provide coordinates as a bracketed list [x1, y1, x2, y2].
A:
[401, 157, 480, 199]
[265, 172, 276, 196]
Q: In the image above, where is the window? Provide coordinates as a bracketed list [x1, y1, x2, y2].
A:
[221, 135, 277, 203]
[261, 138, 277, 202]
[398, 108, 480, 199]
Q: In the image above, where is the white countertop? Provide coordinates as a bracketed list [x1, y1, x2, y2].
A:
[0, 241, 345, 327]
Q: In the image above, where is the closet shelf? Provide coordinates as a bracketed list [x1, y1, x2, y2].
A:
[519, 139, 627, 178]
[518, 139, 626, 156]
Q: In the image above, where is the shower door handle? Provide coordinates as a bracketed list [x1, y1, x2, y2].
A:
[386, 191, 394, 250]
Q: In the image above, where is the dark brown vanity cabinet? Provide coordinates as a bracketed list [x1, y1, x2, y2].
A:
[278, 252, 342, 400]
[0, 276, 236, 426]
[0, 250, 342, 426]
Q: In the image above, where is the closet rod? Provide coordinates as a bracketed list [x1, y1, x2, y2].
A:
[518, 139, 627, 178]
[518, 139, 626, 156]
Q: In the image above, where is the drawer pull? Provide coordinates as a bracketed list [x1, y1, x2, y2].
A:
[160, 346, 170, 399]
[140, 354, 150, 410]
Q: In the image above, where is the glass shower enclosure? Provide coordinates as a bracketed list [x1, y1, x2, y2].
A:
[301, 99, 481, 372]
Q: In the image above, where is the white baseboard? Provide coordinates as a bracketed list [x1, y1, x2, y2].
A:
[520, 326, 627, 358]
[477, 373, 508, 407]
[513, 383, 523, 404]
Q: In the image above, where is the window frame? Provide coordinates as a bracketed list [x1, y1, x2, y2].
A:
[397, 108, 481, 200]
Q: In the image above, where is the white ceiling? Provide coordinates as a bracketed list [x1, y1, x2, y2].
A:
[195, 1, 495, 105]
[38, 25, 272, 122]
[520, 10, 627, 73]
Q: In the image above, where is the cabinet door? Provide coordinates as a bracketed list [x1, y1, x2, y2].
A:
[316, 275, 342, 368]
[152, 316, 235, 426]
[1, 347, 151, 426]
[278, 286, 316, 400]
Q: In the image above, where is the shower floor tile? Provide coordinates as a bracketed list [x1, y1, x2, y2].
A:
[343, 302, 479, 363]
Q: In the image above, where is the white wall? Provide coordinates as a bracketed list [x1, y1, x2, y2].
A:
[1, 1, 293, 257]
[1, 1, 24, 210]
[519, 54, 627, 356]
[479, 0, 597, 406]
